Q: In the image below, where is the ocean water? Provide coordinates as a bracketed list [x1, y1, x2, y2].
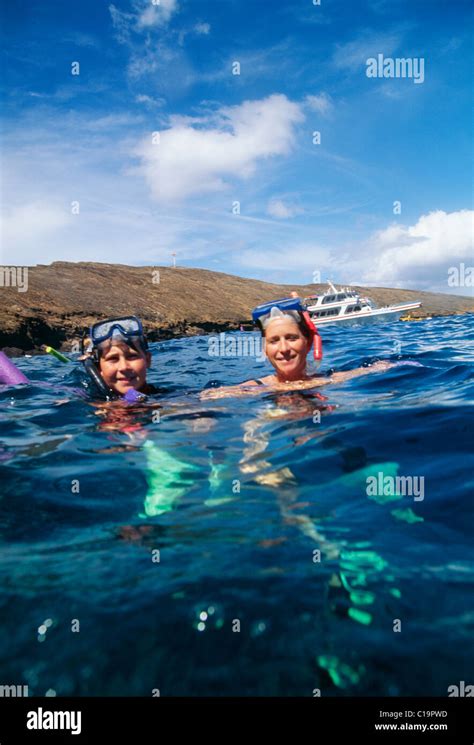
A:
[0, 314, 473, 697]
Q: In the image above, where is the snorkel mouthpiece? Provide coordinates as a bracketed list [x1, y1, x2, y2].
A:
[123, 388, 147, 403]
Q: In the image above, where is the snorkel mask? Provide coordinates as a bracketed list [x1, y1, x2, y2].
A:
[89, 316, 148, 352]
[252, 297, 323, 362]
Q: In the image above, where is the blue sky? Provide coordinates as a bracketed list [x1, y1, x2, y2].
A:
[1, 0, 472, 293]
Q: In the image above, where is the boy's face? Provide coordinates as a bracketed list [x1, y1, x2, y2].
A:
[98, 342, 150, 395]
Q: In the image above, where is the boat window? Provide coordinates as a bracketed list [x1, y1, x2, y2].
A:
[313, 308, 340, 318]
[345, 305, 355, 314]
[336, 293, 346, 300]
[322, 295, 336, 304]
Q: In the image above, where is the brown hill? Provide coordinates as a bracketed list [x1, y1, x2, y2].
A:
[1, 261, 473, 353]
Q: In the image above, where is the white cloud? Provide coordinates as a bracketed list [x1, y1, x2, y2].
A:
[267, 199, 302, 219]
[194, 22, 210, 35]
[86, 113, 144, 131]
[137, 0, 179, 29]
[440, 37, 463, 55]
[366, 210, 473, 281]
[109, 0, 179, 41]
[322, 209, 474, 292]
[1, 203, 72, 262]
[127, 42, 195, 90]
[135, 93, 167, 107]
[304, 93, 333, 115]
[109, 4, 135, 44]
[135, 94, 305, 202]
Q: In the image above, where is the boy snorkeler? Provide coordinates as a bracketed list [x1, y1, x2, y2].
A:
[81, 316, 159, 399]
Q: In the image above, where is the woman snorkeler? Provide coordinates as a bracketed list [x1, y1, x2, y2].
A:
[201, 295, 397, 400]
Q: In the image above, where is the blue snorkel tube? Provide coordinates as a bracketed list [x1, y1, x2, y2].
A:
[252, 296, 305, 324]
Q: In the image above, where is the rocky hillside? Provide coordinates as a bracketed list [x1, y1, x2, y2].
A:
[1, 262, 472, 353]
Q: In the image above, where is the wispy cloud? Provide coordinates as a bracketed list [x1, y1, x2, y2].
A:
[110, 0, 180, 41]
[266, 199, 303, 219]
[137, 0, 179, 29]
[304, 93, 333, 115]
[63, 32, 100, 48]
[135, 93, 167, 107]
[194, 22, 210, 35]
[332, 30, 401, 72]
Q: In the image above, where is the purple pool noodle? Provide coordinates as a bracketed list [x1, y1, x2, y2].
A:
[0, 351, 29, 385]
[0, 351, 89, 399]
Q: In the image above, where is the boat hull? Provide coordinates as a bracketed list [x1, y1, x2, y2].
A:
[308, 302, 422, 327]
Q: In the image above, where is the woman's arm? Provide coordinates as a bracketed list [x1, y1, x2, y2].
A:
[200, 381, 263, 400]
[328, 359, 395, 384]
[200, 361, 399, 400]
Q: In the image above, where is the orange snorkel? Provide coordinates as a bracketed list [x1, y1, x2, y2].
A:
[302, 310, 323, 362]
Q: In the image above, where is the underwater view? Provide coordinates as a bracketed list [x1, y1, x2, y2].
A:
[0, 314, 473, 697]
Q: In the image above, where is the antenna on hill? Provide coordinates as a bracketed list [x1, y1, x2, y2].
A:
[171, 252, 176, 268]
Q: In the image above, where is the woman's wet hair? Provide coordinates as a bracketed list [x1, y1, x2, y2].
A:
[259, 312, 311, 341]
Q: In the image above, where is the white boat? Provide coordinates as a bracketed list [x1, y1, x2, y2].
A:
[303, 281, 422, 326]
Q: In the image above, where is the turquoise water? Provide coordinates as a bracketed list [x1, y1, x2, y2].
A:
[0, 315, 473, 696]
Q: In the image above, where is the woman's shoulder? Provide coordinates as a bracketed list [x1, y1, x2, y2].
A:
[241, 375, 274, 387]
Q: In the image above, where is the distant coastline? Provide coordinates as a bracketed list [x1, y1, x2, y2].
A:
[1, 262, 473, 354]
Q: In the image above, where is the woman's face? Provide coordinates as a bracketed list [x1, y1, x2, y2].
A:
[99, 342, 150, 394]
[264, 318, 310, 380]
